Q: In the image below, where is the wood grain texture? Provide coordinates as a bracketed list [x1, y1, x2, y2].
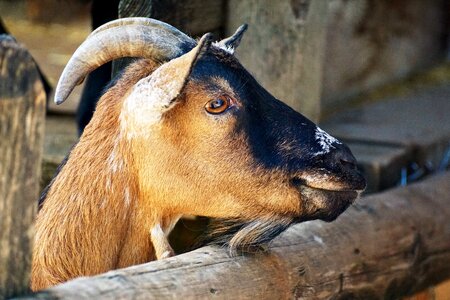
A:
[118, 0, 152, 20]
[226, 0, 328, 122]
[322, 0, 447, 114]
[24, 172, 450, 299]
[0, 35, 46, 299]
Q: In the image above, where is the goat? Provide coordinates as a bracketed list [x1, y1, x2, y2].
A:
[32, 18, 366, 291]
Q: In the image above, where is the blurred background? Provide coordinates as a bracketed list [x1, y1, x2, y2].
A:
[0, 0, 449, 298]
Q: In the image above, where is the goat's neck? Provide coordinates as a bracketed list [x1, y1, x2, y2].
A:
[69, 118, 179, 264]
[34, 107, 176, 284]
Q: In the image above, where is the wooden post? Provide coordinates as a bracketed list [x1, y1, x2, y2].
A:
[24, 173, 450, 299]
[0, 36, 46, 299]
[226, 0, 328, 122]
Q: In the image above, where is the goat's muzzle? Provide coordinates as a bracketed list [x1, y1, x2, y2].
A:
[290, 142, 366, 222]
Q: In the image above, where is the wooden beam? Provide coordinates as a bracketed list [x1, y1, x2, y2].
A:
[0, 35, 46, 299]
[25, 172, 450, 299]
[226, 0, 328, 122]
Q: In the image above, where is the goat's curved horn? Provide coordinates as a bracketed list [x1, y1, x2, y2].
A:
[55, 17, 196, 105]
[216, 24, 248, 51]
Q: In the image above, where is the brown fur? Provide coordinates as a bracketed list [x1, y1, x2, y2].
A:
[32, 60, 159, 290]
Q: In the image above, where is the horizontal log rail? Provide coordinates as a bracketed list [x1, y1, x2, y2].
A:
[23, 172, 450, 299]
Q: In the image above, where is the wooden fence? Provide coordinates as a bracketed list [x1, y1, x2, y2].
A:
[21, 173, 450, 299]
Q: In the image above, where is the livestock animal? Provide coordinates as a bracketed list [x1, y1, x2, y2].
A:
[32, 18, 366, 291]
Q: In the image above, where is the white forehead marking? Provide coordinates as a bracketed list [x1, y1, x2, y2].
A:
[212, 42, 235, 54]
[314, 127, 341, 156]
[120, 64, 185, 138]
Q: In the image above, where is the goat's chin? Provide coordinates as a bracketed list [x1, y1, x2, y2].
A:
[294, 185, 359, 223]
[199, 187, 359, 255]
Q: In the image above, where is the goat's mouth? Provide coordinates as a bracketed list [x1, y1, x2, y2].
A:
[200, 178, 361, 255]
[291, 178, 360, 222]
[200, 184, 358, 254]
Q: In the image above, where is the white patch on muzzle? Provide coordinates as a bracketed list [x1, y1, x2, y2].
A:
[314, 127, 341, 156]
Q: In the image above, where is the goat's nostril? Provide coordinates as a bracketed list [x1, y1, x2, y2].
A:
[340, 157, 357, 169]
[332, 147, 357, 170]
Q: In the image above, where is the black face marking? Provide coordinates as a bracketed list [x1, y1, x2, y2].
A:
[194, 49, 365, 187]
[188, 47, 365, 250]
[191, 50, 356, 175]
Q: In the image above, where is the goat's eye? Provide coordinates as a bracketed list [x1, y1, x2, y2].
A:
[205, 96, 231, 114]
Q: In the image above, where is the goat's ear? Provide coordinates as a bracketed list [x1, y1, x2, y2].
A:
[214, 24, 248, 54]
[123, 33, 212, 125]
[150, 32, 212, 107]
[152, 33, 212, 106]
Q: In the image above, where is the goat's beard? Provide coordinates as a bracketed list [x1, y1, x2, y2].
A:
[200, 217, 293, 256]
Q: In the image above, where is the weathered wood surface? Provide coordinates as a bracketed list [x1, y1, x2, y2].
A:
[322, 0, 448, 114]
[23, 172, 450, 299]
[0, 36, 46, 299]
[323, 84, 450, 194]
[226, 0, 328, 122]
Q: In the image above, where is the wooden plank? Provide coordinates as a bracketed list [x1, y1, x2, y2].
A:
[322, 85, 450, 194]
[25, 173, 450, 299]
[226, 0, 328, 122]
[0, 36, 46, 298]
